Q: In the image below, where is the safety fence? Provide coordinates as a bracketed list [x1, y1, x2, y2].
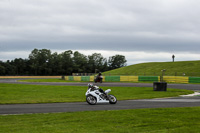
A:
[65, 76, 200, 84]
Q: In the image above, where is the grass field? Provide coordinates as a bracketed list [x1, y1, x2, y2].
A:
[0, 83, 199, 133]
[0, 83, 193, 104]
[103, 60, 200, 76]
[1, 107, 200, 133]
[18, 78, 79, 83]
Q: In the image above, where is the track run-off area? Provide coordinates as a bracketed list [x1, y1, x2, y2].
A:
[0, 79, 200, 115]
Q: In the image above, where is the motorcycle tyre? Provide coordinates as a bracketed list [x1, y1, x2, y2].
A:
[86, 95, 97, 105]
[108, 94, 117, 104]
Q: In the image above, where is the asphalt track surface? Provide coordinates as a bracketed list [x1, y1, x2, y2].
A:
[1, 79, 200, 115]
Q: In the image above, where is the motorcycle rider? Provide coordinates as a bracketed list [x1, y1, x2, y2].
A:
[97, 72, 102, 78]
[95, 72, 103, 83]
[88, 83, 95, 91]
[88, 83, 107, 97]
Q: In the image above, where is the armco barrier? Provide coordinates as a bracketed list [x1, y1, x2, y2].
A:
[65, 76, 95, 82]
[68, 76, 74, 81]
[1, 75, 199, 83]
[81, 76, 90, 81]
[73, 76, 81, 81]
[139, 76, 159, 82]
[163, 76, 189, 83]
[90, 76, 95, 82]
[120, 76, 138, 82]
[189, 77, 200, 83]
[105, 76, 120, 82]
[64, 76, 200, 84]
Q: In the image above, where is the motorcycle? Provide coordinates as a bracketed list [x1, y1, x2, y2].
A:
[85, 85, 117, 105]
[94, 75, 103, 83]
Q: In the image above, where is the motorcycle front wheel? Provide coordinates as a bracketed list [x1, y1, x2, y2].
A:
[86, 95, 97, 105]
[108, 94, 117, 104]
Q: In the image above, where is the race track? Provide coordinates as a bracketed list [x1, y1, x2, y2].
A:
[0, 79, 200, 115]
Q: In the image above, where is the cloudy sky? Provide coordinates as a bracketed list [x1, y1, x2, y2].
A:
[0, 0, 200, 65]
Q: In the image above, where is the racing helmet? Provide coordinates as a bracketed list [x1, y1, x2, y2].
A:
[88, 83, 93, 88]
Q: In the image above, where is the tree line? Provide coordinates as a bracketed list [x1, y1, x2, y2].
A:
[0, 49, 127, 76]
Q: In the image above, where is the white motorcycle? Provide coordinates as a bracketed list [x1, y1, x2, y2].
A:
[85, 85, 117, 105]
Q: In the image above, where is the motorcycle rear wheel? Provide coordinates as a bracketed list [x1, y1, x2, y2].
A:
[108, 94, 117, 104]
[86, 95, 97, 105]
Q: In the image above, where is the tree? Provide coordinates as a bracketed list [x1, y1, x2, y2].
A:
[73, 51, 88, 73]
[60, 50, 73, 75]
[5, 60, 16, 75]
[13, 58, 28, 75]
[87, 53, 107, 73]
[0, 49, 127, 75]
[108, 54, 127, 69]
[49, 52, 60, 75]
[0, 61, 6, 75]
[29, 49, 51, 75]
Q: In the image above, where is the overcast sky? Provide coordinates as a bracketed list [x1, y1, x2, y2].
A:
[0, 0, 200, 65]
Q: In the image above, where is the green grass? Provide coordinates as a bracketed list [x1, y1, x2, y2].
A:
[18, 78, 82, 83]
[0, 83, 86, 104]
[19, 78, 154, 83]
[103, 60, 200, 76]
[0, 83, 193, 104]
[1, 107, 200, 133]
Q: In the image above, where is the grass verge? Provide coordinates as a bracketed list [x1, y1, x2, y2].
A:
[0, 83, 193, 104]
[19, 78, 156, 83]
[1, 107, 200, 133]
[19, 78, 156, 84]
[18, 79, 80, 82]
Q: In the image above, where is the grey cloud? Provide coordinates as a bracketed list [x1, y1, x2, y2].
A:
[0, 0, 200, 54]
[1, 36, 199, 54]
